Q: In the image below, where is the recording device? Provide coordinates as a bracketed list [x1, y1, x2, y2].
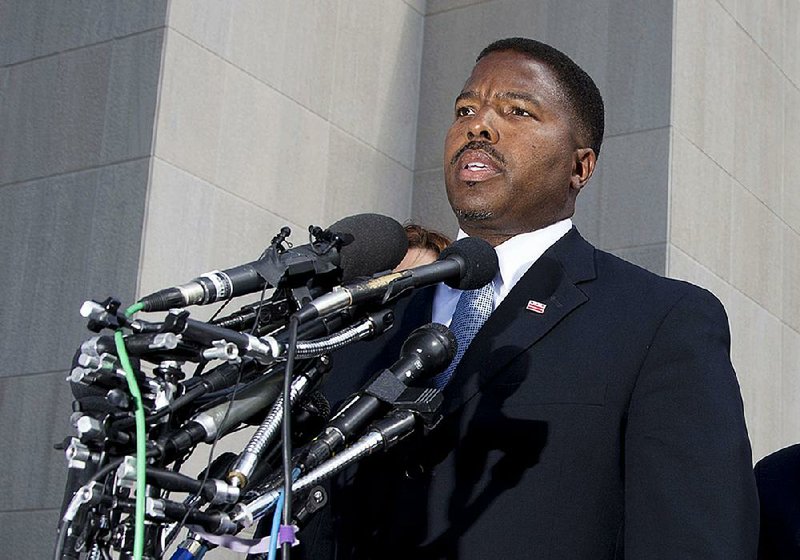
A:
[294, 236, 499, 323]
[138, 213, 408, 312]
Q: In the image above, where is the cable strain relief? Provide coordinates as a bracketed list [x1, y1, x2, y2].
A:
[139, 289, 184, 313]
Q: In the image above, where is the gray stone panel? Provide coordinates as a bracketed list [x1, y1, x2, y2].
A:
[0, 0, 167, 66]
[727, 283, 784, 461]
[731, 0, 785, 70]
[670, 131, 733, 281]
[154, 31, 333, 230]
[168, 0, 339, 119]
[323, 127, 413, 226]
[594, 128, 670, 251]
[604, 0, 673, 136]
[673, 0, 738, 173]
[101, 29, 165, 163]
[0, 509, 62, 558]
[609, 243, 666, 276]
[732, 29, 784, 212]
[784, 225, 800, 333]
[329, 0, 425, 169]
[139, 159, 307, 309]
[0, 29, 164, 186]
[668, 245, 735, 307]
[411, 168, 459, 239]
[783, 80, 800, 232]
[730, 181, 784, 318]
[0, 371, 73, 511]
[786, 0, 800, 88]
[426, 0, 490, 14]
[403, 0, 426, 15]
[0, 160, 148, 378]
[671, 0, 800, 462]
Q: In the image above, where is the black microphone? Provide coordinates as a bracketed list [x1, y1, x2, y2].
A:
[293, 236, 498, 323]
[138, 213, 408, 313]
[156, 358, 331, 461]
[299, 323, 456, 471]
[156, 372, 284, 460]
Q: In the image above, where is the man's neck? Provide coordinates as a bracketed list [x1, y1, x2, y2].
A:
[458, 214, 576, 247]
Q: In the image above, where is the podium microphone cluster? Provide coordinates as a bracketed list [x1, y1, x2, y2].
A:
[293, 236, 499, 324]
[137, 213, 409, 313]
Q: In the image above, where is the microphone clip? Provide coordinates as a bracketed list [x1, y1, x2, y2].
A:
[364, 371, 444, 432]
[80, 297, 127, 333]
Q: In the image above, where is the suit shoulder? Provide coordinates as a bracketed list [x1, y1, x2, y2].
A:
[593, 248, 721, 302]
[587, 248, 728, 326]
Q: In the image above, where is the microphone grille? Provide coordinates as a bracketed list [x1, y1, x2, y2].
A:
[328, 213, 409, 282]
[427, 322, 458, 362]
[402, 322, 458, 375]
[438, 237, 498, 291]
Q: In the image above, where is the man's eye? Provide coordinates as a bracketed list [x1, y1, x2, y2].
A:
[511, 107, 532, 117]
[456, 106, 475, 117]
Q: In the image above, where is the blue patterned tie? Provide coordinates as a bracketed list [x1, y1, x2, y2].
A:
[431, 283, 495, 389]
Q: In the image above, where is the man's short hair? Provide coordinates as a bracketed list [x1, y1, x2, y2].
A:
[477, 37, 605, 156]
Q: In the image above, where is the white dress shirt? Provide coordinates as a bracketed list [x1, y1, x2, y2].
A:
[431, 219, 572, 326]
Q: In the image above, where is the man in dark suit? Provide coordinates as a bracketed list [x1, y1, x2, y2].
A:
[300, 37, 759, 559]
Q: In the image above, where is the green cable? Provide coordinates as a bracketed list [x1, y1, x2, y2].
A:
[125, 302, 145, 317]
[115, 300, 146, 560]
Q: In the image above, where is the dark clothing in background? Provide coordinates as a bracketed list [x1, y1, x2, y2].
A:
[756, 444, 800, 559]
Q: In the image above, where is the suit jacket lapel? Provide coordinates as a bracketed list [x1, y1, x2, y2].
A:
[440, 228, 597, 417]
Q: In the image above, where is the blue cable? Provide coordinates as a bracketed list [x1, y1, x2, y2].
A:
[267, 490, 285, 560]
[268, 467, 300, 560]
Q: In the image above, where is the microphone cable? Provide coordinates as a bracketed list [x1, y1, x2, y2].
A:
[280, 316, 300, 559]
[163, 282, 271, 552]
[114, 301, 147, 560]
[56, 301, 150, 560]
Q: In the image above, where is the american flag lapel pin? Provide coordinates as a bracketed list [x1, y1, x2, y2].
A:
[526, 300, 547, 314]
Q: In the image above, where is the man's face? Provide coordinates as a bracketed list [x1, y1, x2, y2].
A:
[443, 49, 595, 246]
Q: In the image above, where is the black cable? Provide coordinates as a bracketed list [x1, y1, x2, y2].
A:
[114, 384, 208, 430]
[52, 519, 70, 560]
[208, 295, 234, 323]
[163, 363, 245, 551]
[281, 315, 300, 559]
[164, 282, 272, 550]
[146, 466, 216, 500]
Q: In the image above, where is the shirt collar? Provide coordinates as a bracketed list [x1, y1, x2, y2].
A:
[455, 218, 572, 300]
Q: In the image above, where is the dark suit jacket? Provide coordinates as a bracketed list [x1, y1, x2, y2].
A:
[755, 444, 800, 559]
[300, 228, 759, 559]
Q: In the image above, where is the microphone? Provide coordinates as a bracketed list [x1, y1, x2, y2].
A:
[156, 372, 284, 460]
[299, 323, 456, 472]
[138, 213, 408, 313]
[156, 359, 327, 461]
[231, 409, 418, 530]
[293, 236, 498, 323]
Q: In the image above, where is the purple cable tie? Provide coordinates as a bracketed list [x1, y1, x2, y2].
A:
[278, 524, 297, 546]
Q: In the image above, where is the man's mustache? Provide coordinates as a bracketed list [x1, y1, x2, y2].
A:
[450, 141, 506, 166]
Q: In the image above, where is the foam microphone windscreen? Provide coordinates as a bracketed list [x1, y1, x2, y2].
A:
[438, 237, 499, 291]
[328, 213, 408, 281]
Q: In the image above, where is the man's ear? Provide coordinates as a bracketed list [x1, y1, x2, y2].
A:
[571, 148, 597, 192]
